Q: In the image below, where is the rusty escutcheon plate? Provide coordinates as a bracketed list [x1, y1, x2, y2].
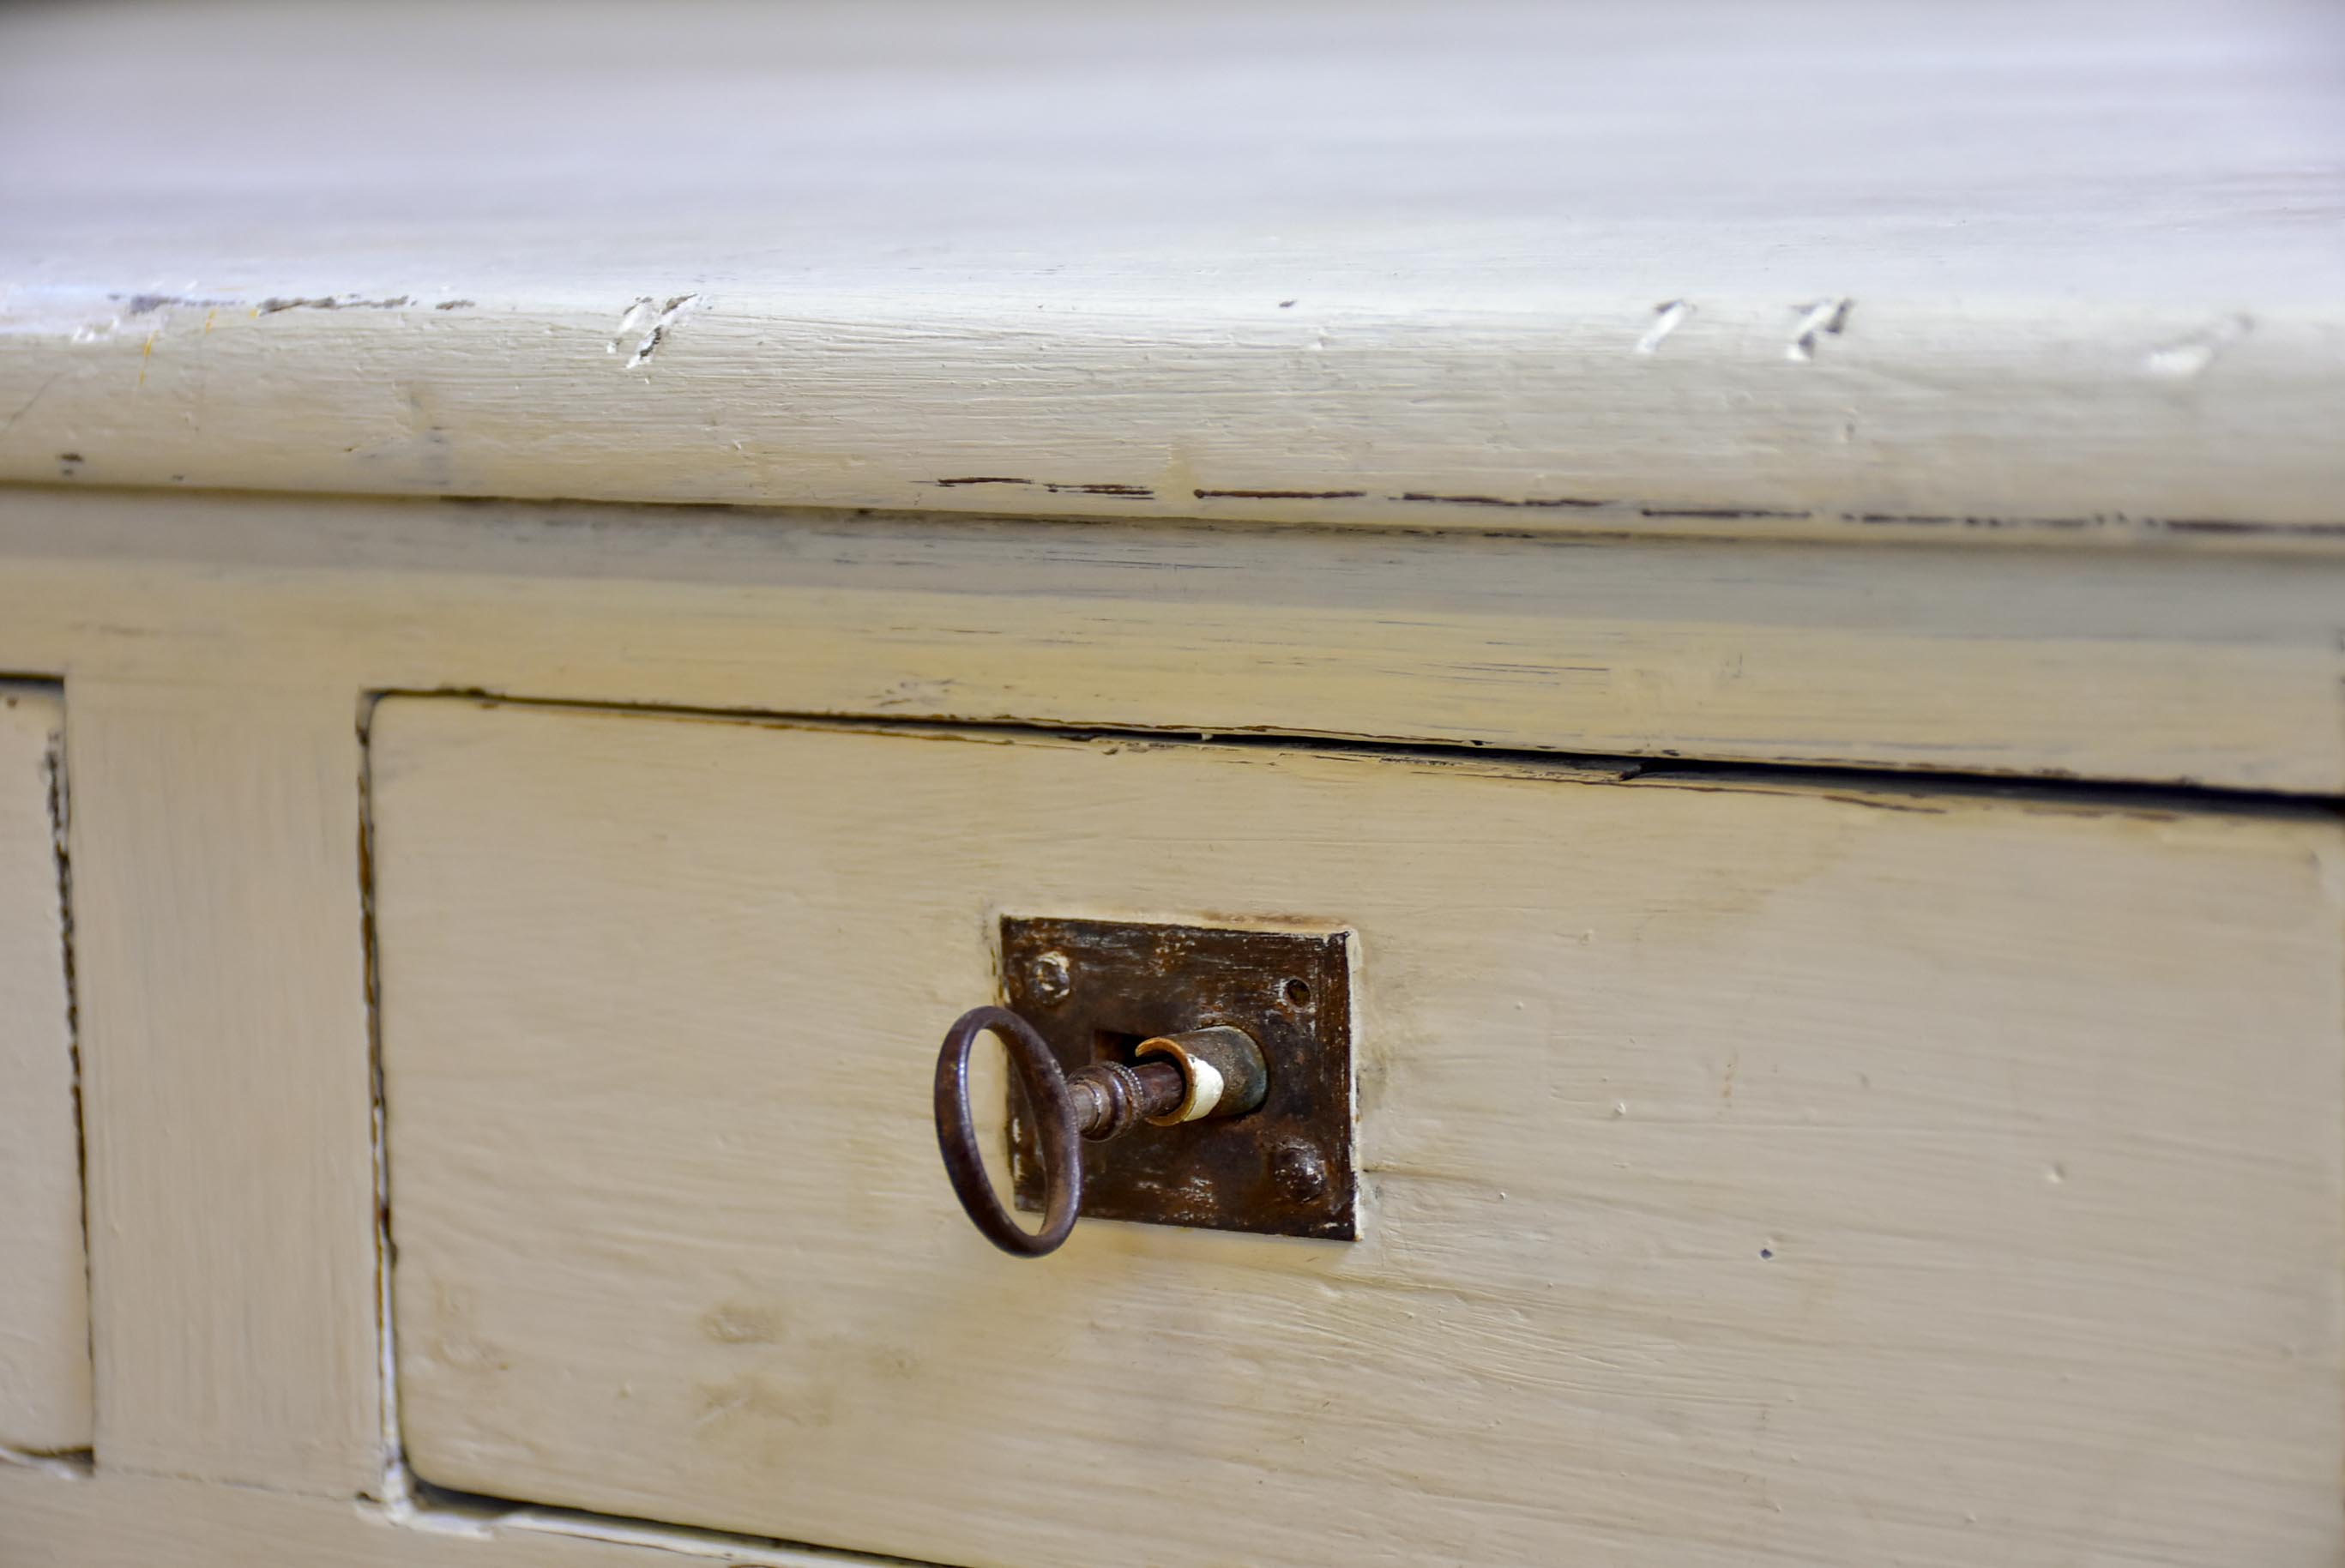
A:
[1001, 916, 1355, 1240]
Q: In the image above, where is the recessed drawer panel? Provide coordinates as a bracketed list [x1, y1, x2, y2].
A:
[370, 697, 2343, 1568]
[0, 682, 87, 1456]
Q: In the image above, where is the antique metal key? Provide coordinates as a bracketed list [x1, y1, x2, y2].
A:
[929, 916, 1358, 1257]
[933, 1009, 1269, 1257]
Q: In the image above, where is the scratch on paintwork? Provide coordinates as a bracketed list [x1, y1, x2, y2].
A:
[1396, 492, 1607, 510]
[256, 295, 413, 314]
[112, 292, 234, 316]
[0, 372, 63, 436]
[136, 332, 155, 389]
[2145, 314, 2252, 380]
[611, 293, 702, 369]
[1786, 298, 1852, 361]
[931, 475, 1150, 497]
[1640, 505, 1811, 521]
[1635, 299, 1692, 354]
[1044, 480, 1152, 498]
[1197, 488, 1368, 500]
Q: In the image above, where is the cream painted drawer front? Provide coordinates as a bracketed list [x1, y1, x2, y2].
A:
[370, 697, 2343, 1568]
[0, 683, 87, 1456]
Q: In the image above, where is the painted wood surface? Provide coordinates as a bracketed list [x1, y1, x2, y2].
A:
[0, 474, 2336, 1565]
[2, 3, 2342, 538]
[371, 699, 2342, 1568]
[0, 683, 87, 1455]
[3, 487, 2344, 796]
[65, 683, 382, 1491]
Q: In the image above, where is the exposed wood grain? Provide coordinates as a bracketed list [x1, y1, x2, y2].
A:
[3, 488, 2342, 794]
[0, 683, 88, 1453]
[372, 700, 2344, 1568]
[2, 3, 2341, 537]
[66, 683, 381, 1490]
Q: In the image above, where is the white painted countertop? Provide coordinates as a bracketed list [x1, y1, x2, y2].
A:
[3, 0, 2341, 543]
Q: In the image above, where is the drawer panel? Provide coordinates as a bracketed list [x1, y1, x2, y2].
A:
[371, 698, 2343, 1568]
[0, 683, 87, 1454]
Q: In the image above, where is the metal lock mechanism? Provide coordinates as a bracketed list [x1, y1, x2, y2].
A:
[933, 917, 1355, 1257]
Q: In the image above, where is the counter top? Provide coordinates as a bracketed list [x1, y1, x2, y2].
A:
[3, 1, 2341, 545]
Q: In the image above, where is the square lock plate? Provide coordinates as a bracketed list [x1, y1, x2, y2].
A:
[1001, 916, 1356, 1240]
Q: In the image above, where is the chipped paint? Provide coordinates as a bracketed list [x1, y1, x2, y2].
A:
[2145, 314, 2252, 380]
[1786, 298, 1852, 361]
[1635, 299, 1692, 354]
[611, 294, 702, 370]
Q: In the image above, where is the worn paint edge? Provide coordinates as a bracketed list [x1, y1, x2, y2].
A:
[41, 688, 95, 1462]
[0, 676, 94, 1462]
[8, 290, 2345, 552]
[0, 1442, 91, 1480]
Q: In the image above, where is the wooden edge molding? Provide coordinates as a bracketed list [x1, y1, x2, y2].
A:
[4, 289, 2344, 551]
[2, 488, 2342, 795]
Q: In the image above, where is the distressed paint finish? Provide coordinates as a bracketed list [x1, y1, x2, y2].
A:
[371, 701, 2342, 1568]
[6, 294, 2342, 546]
[0, 683, 87, 1455]
[3, 4, 2343, 537]
[0, 5, 2337, 1556]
